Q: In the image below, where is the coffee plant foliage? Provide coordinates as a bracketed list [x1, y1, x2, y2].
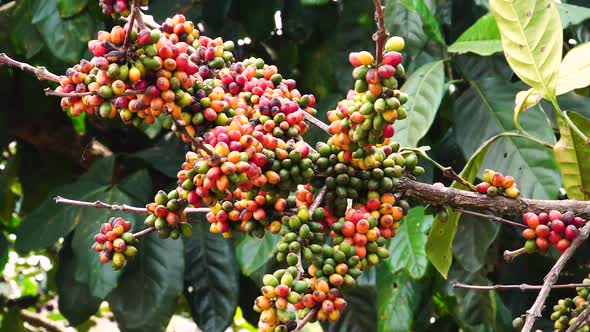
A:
[1, 0, 590, 331]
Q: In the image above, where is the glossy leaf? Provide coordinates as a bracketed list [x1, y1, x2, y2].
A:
[57, 238, 101, 326]
[384, 0, 429, 60]
[328, 287, 377, 332]
[557, 3, 590, 28]
[452, 214, 501, 272]
[448, 14, 502, 56]
[401, 0, 445, 44]
[184, 222, 239, 332]
[108, 235, 184, 332]
[387, 207, 433, 279]
[553, 113, 590, 200]
[133, 132, 187, 178]
[376, 266, 430, 332]
[395, 60, 445, 148]
[490, 0, 562, 101]
[56, 0, 88, 18]
[235, 233, 280, 276]
[557, 42, 590, 95]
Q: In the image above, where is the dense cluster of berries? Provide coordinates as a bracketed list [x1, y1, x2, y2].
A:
[99, 0, 148, 16]
[327, 37, 407, 164]
[476, 169, 520, 198]
[521, 210, 584, 254]
[92, 217, 138, 270]
[547, 276, 590, 331]
[144, 189, 193, 239]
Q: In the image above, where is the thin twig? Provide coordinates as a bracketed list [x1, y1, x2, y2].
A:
[453, 208, 526, 228]
[293, 308, 318, 332]
[310, 185, 327, 211]
[121, 10, 161, 29]
[44, 88, 143, 98]
[54, 196, 210, 214]
[504, 247, 527, 262]
[303, 112, 330, 134]
[372, 0, 389, 64]
[295, 249, 304, 280]
[19, 309, 66, 332]
[566, 302, 590, 332]
[452, 281, 590, 291]
[165, 107, 220, 161]
[0, 53, 61, 82]
[122, 0, 140, 57]
[521, 221, 590, 332]
[133, 227, 155, 238]
[134, 7, 147, 30]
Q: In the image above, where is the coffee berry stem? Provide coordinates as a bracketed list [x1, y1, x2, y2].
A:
[503, 247, 527, 262]
[303, 112, 330, 134]
[164, 107, 221, 161]
[0, 53, 62, 83]
[53, 196, 210, 214]
[293, 308, 319, 332]
[566, 303, 590, 332]
[371, 0, 389, 65]
[453, 208, 526, 229]
[133, 226, 156, 238]
[122, 0, 141, 54]
[452, 281, 590, 291]
[121, 9, 161, 29]
[44, 88, 144, 98]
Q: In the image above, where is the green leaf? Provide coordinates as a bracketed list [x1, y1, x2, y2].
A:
[0, 153, 19, 223]
[72, 170, 151, 297]
[32, 0, 94, 63]
[401, 0, 445, 45]
[133, 132, 187, 178]
[15, 157, 115, 254]
[235, 233, 280, 276]
[452, 214, 501, 272]
[56, 0, 88, 18]
[557, 42, 590, 95]
[384, 0, 429, 60]
[328, 287, 377, 332]
[184, 222, 239, 332]
[454, 78, 560, 199]
[57, 237, 101, 326]
[395, 60, 445, 148]
[108, 235, 184, 332]
[0, 310, 26, 332]
[490, 0, 562, 101]
[376, 266, 430, 332]
[553, 113, 590, 200]
[387, 207, 433, 279]
[557, 3, 590, 28]
[301, 0, 330, 6]
[448, 14, 502, 56]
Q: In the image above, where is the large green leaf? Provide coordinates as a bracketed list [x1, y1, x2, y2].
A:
[56, 0, 88, 18]
[184, 222, 239, 332]
[108, 235, 184, 332]
[57, 237, 102, 326]
[32, 0, 94, 63]
[384, 0, 429, 60]
[557, 3, 590, 28]
[553, 113, 590, 200]
[400, 0, 445, 44]
[387, 207, 433, 279]
[15, 157, 115, 253]
[72, 171, 151, 297]
[452, 214, 501, 272]
[556, 42, 590, 95]
[133, 132, 187, 178]
[235, 233, 280, 277]
[395, 60, 445, 148]
[490, 0, 562, 101]
[448, 14, 502, 56]
[454, 78, 560, 199]
[376, 266, 430, 332]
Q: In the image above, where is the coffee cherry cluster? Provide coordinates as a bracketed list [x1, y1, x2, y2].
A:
[255, 268, 303, 331]
[276, 205, 326, 265]
[92, 217, 138, 270]
[144, 189, 193, 239]
[99, 0, 148, 16]
[476, 169, 520, 198]
[327, 36, 407, 158]
[300, 279, 347, 323]
[521, 210, 585, 254]
[548, 276, 590, 331]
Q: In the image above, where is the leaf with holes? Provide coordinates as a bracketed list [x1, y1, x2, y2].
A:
[448, 14, 502, 56]
[108, 235, 184, 332]
[553, 113, 590, 201]
[387, 207, 432, 279]
[490, 0, 562, 101]
[394, 60, 445, 148]
[184, 222, 239, 332]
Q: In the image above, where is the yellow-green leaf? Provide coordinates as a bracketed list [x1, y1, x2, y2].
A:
[513, 88, 541, 128]
[490, 0, 562, 101]
[557, 42, 590, 95]
[553, 113, 590, 200]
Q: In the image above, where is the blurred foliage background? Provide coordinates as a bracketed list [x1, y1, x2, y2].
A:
[0, 0, 590, 331]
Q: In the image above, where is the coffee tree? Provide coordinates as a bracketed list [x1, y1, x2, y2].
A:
[2, 0, 590, 331]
